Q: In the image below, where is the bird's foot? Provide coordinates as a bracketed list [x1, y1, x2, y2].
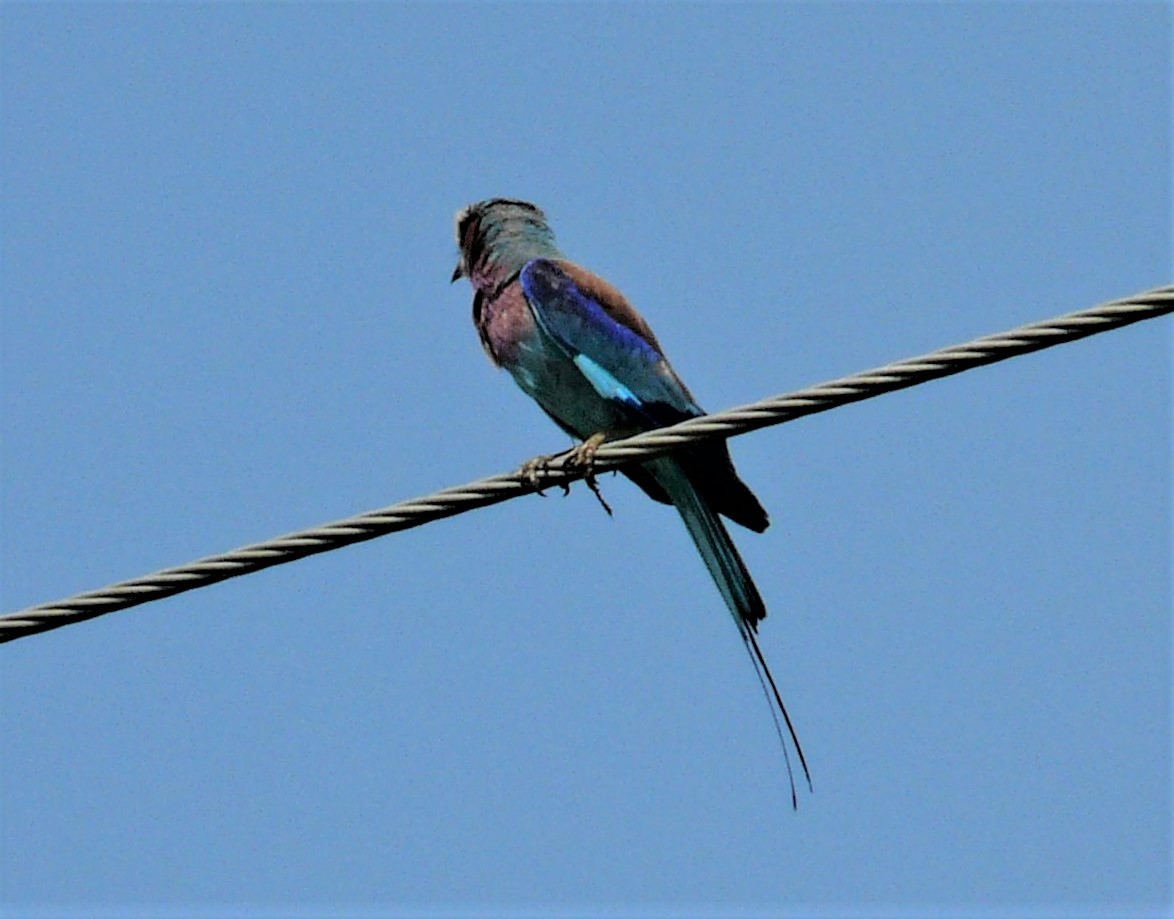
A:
[519, 454, 570, 497]
[517, 433, 614, 515]
[566, 432, 607, 469]
[565, 432, 613, 517]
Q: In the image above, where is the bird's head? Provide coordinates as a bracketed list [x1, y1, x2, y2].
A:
[451, 198, 560, 289]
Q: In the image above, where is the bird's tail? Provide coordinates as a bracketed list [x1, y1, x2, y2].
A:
[649, 457, 812, 808]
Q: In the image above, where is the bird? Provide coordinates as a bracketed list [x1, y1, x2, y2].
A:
[451, 198, 810, 805]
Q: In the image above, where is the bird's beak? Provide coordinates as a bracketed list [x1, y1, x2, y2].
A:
[450, 262, 464, 283]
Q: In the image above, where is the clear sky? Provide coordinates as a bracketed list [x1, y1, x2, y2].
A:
[1, 4, 1169, 917]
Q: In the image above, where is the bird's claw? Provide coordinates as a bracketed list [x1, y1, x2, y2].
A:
[565, 433, 613, 517]
[566, 433, 605, 470]
[519, 455, 570, 496]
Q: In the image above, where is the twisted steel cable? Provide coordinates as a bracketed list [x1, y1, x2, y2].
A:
[2, 284, 1170, 644]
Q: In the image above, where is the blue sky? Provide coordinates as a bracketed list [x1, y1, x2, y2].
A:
[1, 4, 1169, 916]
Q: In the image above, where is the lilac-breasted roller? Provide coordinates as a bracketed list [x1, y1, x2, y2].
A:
[452, 198, 810, 804]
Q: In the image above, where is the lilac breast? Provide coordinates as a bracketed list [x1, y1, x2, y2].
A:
[480, 280, 541, 366]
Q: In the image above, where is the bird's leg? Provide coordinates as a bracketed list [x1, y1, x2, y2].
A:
[565, 432, 613, 517]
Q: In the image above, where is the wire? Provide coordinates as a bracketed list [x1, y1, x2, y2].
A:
[2, 284, 1170, 644]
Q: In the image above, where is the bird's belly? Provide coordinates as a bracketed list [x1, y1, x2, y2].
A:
[507, 333, 627, 439]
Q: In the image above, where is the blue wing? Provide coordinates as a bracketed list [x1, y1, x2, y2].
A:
[519, 256, 768, 533]
[519, 258, 701, 429]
